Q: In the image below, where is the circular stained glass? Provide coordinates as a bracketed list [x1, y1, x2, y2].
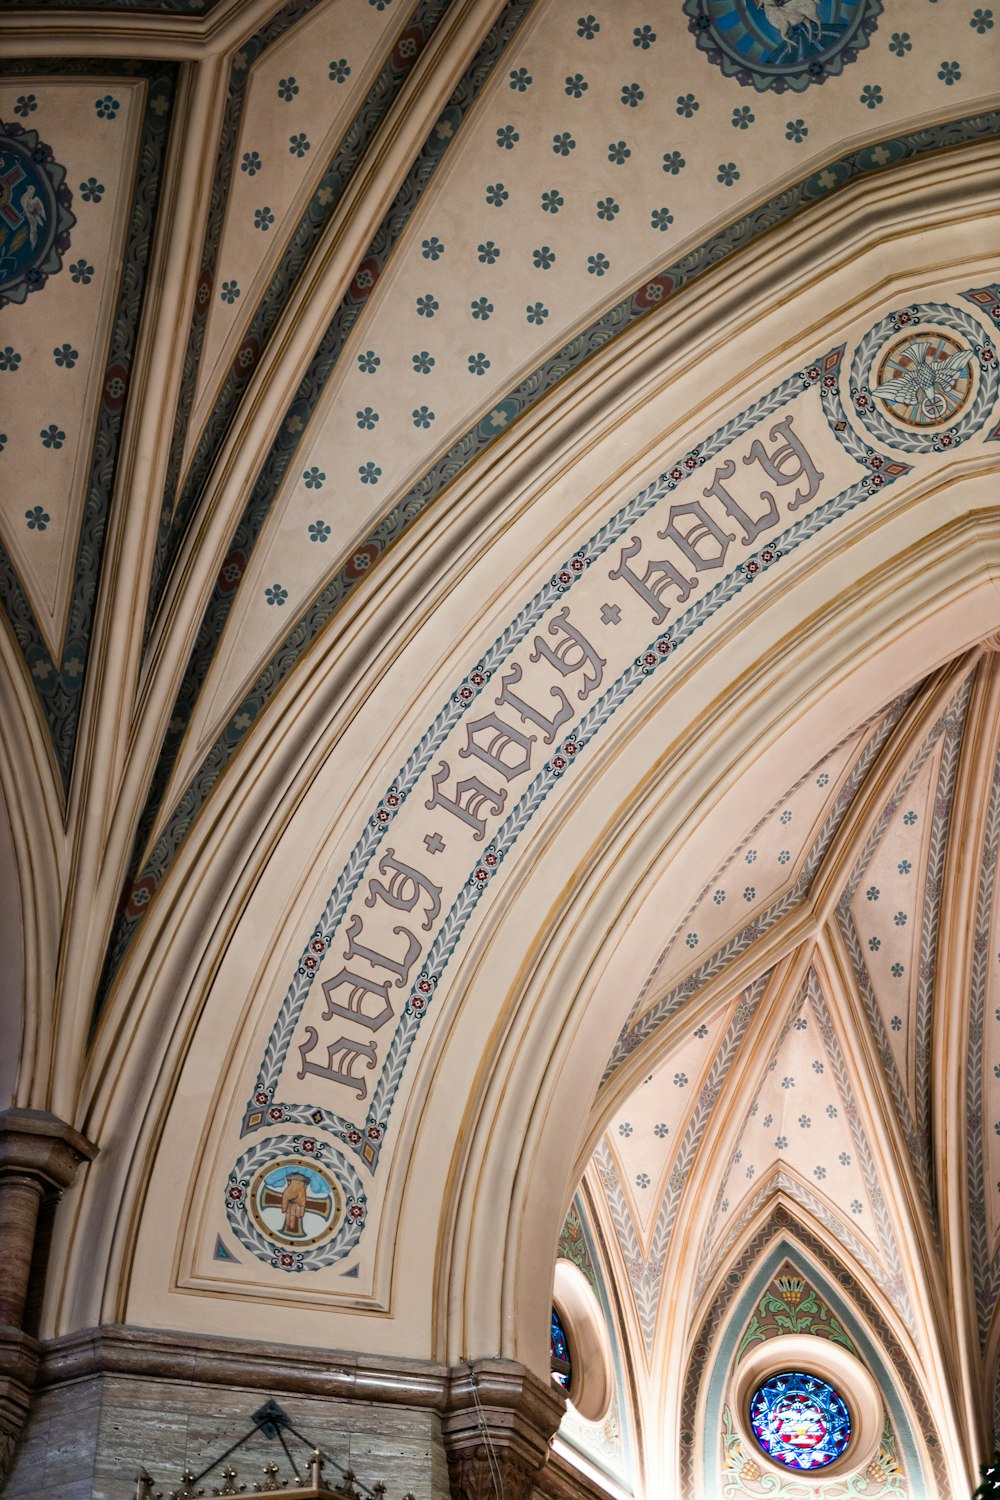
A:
[749, 1370, 852, 1471]
[550, 1306, 572, 1392]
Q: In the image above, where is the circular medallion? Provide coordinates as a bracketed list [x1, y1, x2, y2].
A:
[0, 122, 75, 308]
[872, 331, 974, 429]
[749, 1371, 852, 1471]
[225, 1134, 368, 1272]
[682, 0, 882, 93]
[249, 1156, 343, 1249]
[850, 301, 998, 454]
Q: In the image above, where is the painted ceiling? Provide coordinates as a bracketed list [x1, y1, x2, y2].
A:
[1, 0, 999, 1496]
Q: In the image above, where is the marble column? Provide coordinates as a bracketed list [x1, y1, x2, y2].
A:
[0, 1109, 95, 1485]
[442, 1360, 566, 1500]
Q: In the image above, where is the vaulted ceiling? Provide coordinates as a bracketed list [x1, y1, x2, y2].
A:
[1, 1, 999, 1496]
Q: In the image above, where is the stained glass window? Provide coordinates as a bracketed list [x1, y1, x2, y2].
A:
[550, 1307, 572, 1391]
[749, 1371, 852, 1471]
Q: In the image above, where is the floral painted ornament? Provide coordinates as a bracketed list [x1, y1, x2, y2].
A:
[682, 0, 882, 94]
[0, 122, 76, 308]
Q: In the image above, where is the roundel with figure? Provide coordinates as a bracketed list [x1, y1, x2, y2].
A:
[749, 1371, 852, 1470]
[682, 0, 883, 94]
[0, 122, 75, 308]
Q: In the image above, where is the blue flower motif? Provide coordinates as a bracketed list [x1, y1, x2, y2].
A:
[866, 885, 879, 901]
[891, 962, 904, 978]
[565, 73, 588, 98]
[743, 885, 756, 901]
[673, 1072, 688, 1087]
[254, 206, 275, 231]
[675, 93, 699, 117]
[264, 583, 288, 606]
[369, 0, 392, 9]
[0, 347, 21, 373]
[308, 520, 331, 543]
[781, 1076, 795, 1090]
[356, 406, 379, 429]
[685, 932, 698, 949]
[608, 139, 631, 164]
[903, 810, 917, 824]
[303, 466, 326, 488]
[654, 1122, 668, 1138]
[79, 177, 105, 203]
[897, 859, 912, 875]
[552, 131, 576, 156]
[40, 424, 65, 449]
[938, 59, 961, 83]
[850, 1199, 863, 1215]
[53, 344, 79, 368]
[412, 350, 435, 373]
[633, 23, 656, 47]
[798, 1114, 811, 1129]
[485, 182, 509, 207]
[467, 352, 490, 376]
[70, 259, 95, 284]
[713, 888, 725, 904]
[731, 105, 754, 129]
[288, 132, 310, 156]
[477, 240, 500, 264]
[785, 118, 808, 142]
[839, 1151, 851, 1165]
[14, 95, 37, 118]
[471, 296, 494, 320]
[540, 189, 564, 213]
[509, 66, 533, 91]
[894, 910, 907, 926]
[859, 83, 883, 107]
[25, 505, 49, 530]
[889, 31, 912, 55]
[662, 150, 686, 174]
[95, 94, 120, 120]
[358, 350, 381, 373]
[816, 772, 829, 786]
[496, 124, 519, 150]
[359, 461, 382, 484]
[869, 936, 881, 952]
[241, 150, 262, 175]
[416, 294, 439, 318]
[421, 236, 444, 260]
[277, 76, 299, 101]
[650, 206, 673, 231]
[329, 58, 351, 82]
[971, 7, 994, 30]
[576, 14, 599, 39]
[775, 1135, 788, 1150]
[778, 849, 790, 864]
[596, 196, 619, 220]
[636, 1172, 650, 1189]
[532, 245, 556, 269]
[220, 279, 240, 304]
[813, 1165, 826, 1180]
[587, 252, 610, 276]
[618, 1121, 632, 1137]
[621, 82, 644, 107]
[745, 849, 756, 864]
[526, 301, 548, 325]
[717, 162, 740, 186]
[412, 405, 435, 428]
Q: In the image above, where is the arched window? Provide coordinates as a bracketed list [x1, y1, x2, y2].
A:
[550, 1305, 572, 1391]
[749, 1371, 852, 1471]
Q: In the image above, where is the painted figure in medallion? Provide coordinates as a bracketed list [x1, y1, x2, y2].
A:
[0, 122, 75, 307]
[683, 0, 882, 93]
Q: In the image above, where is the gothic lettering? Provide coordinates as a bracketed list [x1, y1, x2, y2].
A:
[703, 458, 778, 546]
[656, 499, 735, 574]
[320, 965, 394, 1030]
[742, 414, 824, 513]
[425, 758, 506, 840]
[529, 606, 605, 701]
[296, 1026, 378, 1100]
[458, 712, 535, 782]
[608, 536, 696, 624]
[343, 913, 420, 988]
[365, 848, 442, 931]
[495, 662, 573, 745]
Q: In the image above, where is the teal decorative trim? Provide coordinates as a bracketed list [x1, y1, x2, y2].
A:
[681, 1224, 938, 1495]
[105, 112, 1000, 995]
[146, 0, 454, 626]
[0, 58, 177, 786]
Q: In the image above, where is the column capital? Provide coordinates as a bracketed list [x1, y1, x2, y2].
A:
[443, 1359, 566, 1500]
[0, 1109, 96, 1189]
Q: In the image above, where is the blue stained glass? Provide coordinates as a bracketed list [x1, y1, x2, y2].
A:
[550, 1307, 571, 1390]
[749, 1371, 852, 1470]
